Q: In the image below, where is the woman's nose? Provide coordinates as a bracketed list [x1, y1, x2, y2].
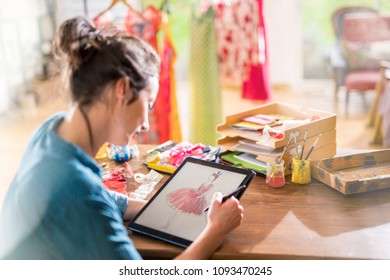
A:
[141, 121, 149, 132]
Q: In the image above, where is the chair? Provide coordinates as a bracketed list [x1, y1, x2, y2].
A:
[341, 14, 390, 110]
[330, 6, 378, 99]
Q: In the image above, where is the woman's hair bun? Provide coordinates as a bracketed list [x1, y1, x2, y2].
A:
[54, 16, 99, 69]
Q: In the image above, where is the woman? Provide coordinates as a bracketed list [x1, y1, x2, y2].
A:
[0, 17, 244, 260]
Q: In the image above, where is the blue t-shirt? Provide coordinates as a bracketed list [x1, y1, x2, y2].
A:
[0, 113, 142, 259]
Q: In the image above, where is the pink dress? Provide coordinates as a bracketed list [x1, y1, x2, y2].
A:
[166, 183, 213, 215]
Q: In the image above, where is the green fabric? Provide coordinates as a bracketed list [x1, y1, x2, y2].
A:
[189, 7, 222, 146]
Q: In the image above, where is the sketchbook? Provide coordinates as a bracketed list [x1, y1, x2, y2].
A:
[128, 157, 256, 248]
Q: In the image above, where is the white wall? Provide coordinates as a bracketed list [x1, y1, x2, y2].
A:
[265, 0, 303, 86]
[0, 0, 52, 113]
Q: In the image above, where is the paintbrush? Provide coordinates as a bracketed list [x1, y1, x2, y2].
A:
[293, 134, 299, 159]
[300, 129, 308, 160]
[277, 134, 293, 164]
[304, 134, 322, 160]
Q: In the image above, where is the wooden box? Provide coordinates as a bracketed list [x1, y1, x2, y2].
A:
[311, 150, 390, 195]
[216, 102, 336, 149]
[216, 102, 337, 175]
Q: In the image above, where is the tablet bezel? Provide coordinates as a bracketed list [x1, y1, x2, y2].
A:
[128, 157, 256, 248]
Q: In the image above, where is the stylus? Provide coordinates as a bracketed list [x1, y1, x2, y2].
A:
[203, 184, 247, 212]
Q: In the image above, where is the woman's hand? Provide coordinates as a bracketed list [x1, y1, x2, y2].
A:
[175, 191, 244, 260]
[206, 192, 244, 238]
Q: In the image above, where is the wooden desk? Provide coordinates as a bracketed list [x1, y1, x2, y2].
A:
[123, 145, 390, 260]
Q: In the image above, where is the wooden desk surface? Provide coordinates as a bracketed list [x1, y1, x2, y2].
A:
[122, 145, 390, 260]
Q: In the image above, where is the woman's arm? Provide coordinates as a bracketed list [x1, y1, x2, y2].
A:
[175, 192, 244, 260]
[123, 197, 147, 221]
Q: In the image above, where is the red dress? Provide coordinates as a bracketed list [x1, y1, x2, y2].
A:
[166, 182, 213, 215]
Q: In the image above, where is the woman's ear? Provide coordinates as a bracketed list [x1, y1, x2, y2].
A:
[114, 77, 132, 104]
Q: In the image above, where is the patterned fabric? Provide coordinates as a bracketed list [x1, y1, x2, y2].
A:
[212, 0, 260, 85]
[206, 0, 270, 101]
[189, 7, 222, 145]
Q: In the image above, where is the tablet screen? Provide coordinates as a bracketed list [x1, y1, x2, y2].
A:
[129, 157, 255, 247]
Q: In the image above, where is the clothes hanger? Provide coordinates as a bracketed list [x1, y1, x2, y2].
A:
[93, 0, 146, 22]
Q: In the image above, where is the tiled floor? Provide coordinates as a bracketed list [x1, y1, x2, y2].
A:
[0, 77, 382, 206]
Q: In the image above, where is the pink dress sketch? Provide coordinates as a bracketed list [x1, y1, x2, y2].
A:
[161, 171, 222, 229]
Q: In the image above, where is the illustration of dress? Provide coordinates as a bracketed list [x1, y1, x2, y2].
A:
[161, 171, 222, 229]
[166, 182, 213, 215]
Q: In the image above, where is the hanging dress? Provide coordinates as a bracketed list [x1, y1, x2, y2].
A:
[212, 0, 260, 86]
[241, 0, 271, 101]
[189, 7, 222, 146]
[156, 12, 182, 142]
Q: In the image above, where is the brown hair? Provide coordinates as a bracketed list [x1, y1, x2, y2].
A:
[53, 16, 160, 107]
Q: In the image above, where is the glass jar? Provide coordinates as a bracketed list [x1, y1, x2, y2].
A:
[291, 157, 311, 184]
[266, 159, 286, 188]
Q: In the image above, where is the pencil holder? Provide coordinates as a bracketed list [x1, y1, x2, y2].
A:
[266, 159, 286, 188]
[291, 157, 311, 184]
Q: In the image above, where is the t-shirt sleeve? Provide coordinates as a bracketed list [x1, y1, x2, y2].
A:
[107, 190, 128, 216]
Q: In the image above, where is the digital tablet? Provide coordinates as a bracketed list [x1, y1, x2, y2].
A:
[128, 157, 256, 248]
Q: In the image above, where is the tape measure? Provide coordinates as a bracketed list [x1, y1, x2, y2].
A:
[145, 151, 176, 174]
[146, 151, 161, 164]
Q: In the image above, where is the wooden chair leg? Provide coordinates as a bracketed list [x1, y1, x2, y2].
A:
[368, 68, 385, 127]
[371, 115, 383, 145]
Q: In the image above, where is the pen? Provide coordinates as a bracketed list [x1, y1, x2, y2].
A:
[203, 184, 247, 212]
[304, 133, 322, 160]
